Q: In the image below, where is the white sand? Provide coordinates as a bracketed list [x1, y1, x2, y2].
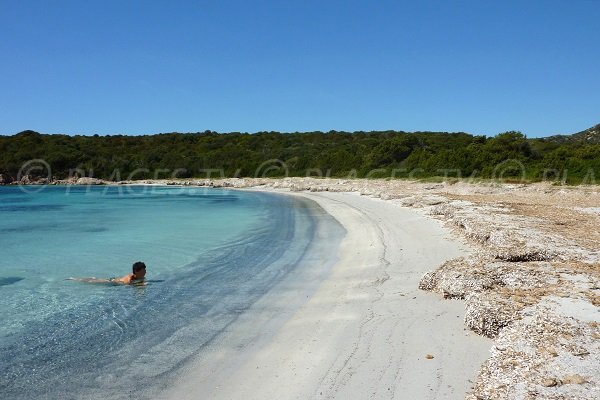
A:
[163, 191, 491, 400]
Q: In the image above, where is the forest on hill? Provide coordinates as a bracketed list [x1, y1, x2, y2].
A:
[1, 129, 599, 184]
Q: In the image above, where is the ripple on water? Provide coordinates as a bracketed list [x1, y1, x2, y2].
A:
[0, 204, 67, 212]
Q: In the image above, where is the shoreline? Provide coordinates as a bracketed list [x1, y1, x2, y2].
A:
[163, 189, 491, 399]
[6, 177, 598, 397]
[1, 187, 344, 400]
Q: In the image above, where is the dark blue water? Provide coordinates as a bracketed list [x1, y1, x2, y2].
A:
[0, 185, 340, 399]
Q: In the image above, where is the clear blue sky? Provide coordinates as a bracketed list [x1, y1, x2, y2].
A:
[1, 0, 598, 137]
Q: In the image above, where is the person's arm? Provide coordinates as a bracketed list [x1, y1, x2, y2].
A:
[67, 274, 138, 285]
[66, 277, 112, 284]
[111, 274, 134, 284]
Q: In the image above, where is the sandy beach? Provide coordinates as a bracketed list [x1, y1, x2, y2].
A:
[25, 176, 598, 398]
[163, 189, 491, 399]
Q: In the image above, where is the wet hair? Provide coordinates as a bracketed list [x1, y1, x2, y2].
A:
[132, 261, 146, 274]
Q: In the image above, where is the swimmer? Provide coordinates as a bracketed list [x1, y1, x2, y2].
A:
[68, 261, 147, 285]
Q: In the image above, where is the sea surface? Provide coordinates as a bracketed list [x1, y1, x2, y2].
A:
[0, 185, 343, 399]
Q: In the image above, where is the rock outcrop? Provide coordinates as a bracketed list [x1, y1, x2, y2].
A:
[18, 174, 34, 184]
[75, 177, 104, 185]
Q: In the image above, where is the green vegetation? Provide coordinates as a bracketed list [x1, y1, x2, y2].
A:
[1, 128, 599, 184]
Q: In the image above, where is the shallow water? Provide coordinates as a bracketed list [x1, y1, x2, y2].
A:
[0, 185, 343, 399]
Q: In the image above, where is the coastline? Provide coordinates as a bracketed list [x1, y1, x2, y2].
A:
[0, 187, 349, 400]
[162, 189, 491, 399]
[9, 177, 599, 398]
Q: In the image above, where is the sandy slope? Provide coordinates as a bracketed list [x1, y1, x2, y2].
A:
[164, 191, 490, 400]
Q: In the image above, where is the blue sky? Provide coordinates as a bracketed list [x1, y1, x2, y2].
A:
[0, 0, 598, 137]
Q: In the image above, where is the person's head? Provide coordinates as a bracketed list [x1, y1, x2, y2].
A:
[132, 261, 146, 279]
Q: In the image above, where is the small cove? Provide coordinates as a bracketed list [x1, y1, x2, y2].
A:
[0, 185, 344, 399]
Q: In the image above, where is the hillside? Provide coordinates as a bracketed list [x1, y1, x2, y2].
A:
[2, 128, 600, 184]
[545, 123, 600, 144]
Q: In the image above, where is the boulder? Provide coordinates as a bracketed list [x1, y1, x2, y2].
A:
[19, 174, 33, 184]
[76, 177, 104, 185]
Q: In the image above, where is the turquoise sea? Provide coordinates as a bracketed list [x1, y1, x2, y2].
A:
[0, 185, 343, 399]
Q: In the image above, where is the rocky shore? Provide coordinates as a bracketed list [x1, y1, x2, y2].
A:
[0, 175, 107, 186]
[7, 176, 599, 399]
